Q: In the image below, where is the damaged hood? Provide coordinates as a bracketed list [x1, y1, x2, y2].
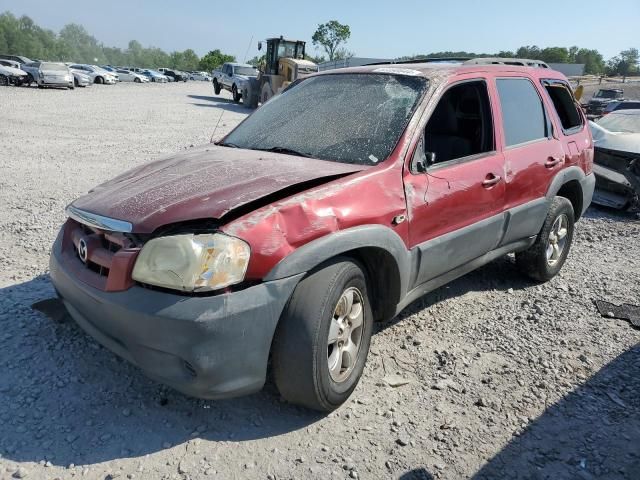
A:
[70, 144, 365, 233]
[590, 121, 640, 154]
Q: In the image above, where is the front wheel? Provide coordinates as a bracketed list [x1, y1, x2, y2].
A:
[213, 79, 221, 95]
[95, 76, 104, 84]
[272, 258, 373, 411]
[0, 75, 8, 87]
[134, 77, 141, 83]
[232, 84, 241, 103]
[516, 196, 575, 282]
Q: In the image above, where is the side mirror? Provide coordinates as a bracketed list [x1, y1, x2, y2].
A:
[258, 41, 262, 51]
[411, 136, 436, 173]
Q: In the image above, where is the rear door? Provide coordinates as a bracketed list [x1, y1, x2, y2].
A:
[494, 76, 565, 245]
[404, 75, 507, 285]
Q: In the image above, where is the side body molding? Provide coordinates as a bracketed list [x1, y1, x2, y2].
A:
[263, 225, 412, 299]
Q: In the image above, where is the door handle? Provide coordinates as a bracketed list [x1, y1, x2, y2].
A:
[482, 173, 502, 188]
[545, 157, 563, 168]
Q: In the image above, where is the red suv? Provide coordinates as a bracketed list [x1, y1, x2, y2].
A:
[50, 59, 594, 411]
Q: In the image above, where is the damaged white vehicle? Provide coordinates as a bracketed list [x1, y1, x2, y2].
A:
[590, 110, 640, 211]
[0, 61, 28, 86]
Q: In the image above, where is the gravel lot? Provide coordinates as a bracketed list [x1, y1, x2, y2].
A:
[1, 81, 639, 480]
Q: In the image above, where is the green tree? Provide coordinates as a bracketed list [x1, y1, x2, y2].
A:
[312, 20, 351, 61]
[198, 49, 235, 72]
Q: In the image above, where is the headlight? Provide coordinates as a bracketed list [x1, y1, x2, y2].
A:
[132, 233, 250, 292]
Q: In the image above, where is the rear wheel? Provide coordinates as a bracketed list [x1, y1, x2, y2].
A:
[0, 75, 8, 87]
[516, 196, 575, 282]
[272, 258, 373, 411]
[213, 79, 221, 95]
[74, 77, 79, 87]
[232, 84, 241, 103]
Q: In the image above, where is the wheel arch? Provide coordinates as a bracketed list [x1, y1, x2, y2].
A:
[264, 225, 410, 322]
[546, 166, 587, 220]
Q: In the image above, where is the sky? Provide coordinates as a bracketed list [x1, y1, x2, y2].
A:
[2, 0, 639, 62]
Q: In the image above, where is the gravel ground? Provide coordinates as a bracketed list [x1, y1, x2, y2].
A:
[0, 81, 639, 480]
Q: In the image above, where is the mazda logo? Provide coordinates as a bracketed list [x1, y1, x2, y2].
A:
[78, 238, 88, 264]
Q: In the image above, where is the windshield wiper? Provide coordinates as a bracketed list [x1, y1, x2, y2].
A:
[256, 146, 315, 158]
[217, 141, 240, 148]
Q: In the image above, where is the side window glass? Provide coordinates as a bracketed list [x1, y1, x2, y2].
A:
[423, 80, 494, 164]
[543, 81, 583, 132]
[497, 78, 547, 147]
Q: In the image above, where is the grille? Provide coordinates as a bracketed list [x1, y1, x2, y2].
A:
[62, 219, 139, 291]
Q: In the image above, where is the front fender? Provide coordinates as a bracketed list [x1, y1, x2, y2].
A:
[264, 225, 412, 299]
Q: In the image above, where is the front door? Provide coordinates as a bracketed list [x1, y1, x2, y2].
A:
[404, 78, 506, 286]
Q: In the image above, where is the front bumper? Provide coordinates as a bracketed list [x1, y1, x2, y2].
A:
[49, 231, 303, 399]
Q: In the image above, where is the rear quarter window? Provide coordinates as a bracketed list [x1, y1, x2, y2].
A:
[542, 81, 583, 132]
[496, 78, 547, 147]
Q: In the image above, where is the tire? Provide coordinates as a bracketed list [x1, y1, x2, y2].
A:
[25, 73, 33, 86]
[0, 75, 7, 87]
[134, 77, 141, 83]
[516, 196, 575, 282]
[232, 84, 241, 103]
[74, 77, 79, 87]
[261, 83, 273, 104]
[272, 258, 374, 411]
[242, 85, 258, 108]
[213, 79, 221, 95]
[95, 76, 104, 84]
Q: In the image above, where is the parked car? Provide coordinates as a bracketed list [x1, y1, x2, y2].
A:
[190, 71, 211, 81]
[212, 62, 259, 102]
[0, 54, 33, 65]
[69, 64, 117, 84]
[602, 100, 640, 116]
[159, 68, 188, 82]
[0, 60, 28, 86]
[50, 60, 594, 411]
[590, 110, 640, 211]
[586, 89, 624, 118]
[21, 61, 74, 89]
[69, 68, 91, 88]
[139, 69, 168, 83]
[115, 69, 149, 83]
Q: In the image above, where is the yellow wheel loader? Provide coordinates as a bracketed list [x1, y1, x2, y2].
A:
[242, 37, 318, 108]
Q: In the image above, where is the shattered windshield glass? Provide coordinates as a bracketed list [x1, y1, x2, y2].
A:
[223, 73, 428, 165]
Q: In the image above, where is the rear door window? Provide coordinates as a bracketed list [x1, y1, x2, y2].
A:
[497, 78, 547, 147]
[542, 80, 583, 132]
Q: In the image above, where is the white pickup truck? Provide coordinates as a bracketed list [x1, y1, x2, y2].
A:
[212, 62, 259, 103]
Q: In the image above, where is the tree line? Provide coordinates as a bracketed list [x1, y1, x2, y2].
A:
[0, 12, 235, 71]
[401, 46, 639, 76]
[2, 12, 637, 76]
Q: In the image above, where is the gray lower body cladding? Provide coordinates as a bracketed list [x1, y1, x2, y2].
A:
[49, 235, 302, 399]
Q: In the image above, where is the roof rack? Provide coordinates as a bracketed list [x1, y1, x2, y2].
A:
[463, 57, 550, 68]
[366, 57, 550, 68]
[365, 57, 471, 66]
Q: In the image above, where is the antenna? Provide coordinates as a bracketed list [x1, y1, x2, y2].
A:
[210, 109, 226, 143]
[243, 35, 254, 63]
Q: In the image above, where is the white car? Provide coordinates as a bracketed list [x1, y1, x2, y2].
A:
[190, 71, 211, 81]
[20, 62, 74, 89]
[69, 69, 91, 87]
[116, 69, 149, 83]
[69, 64, 117, 84]
[0, 60, 28, 86]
